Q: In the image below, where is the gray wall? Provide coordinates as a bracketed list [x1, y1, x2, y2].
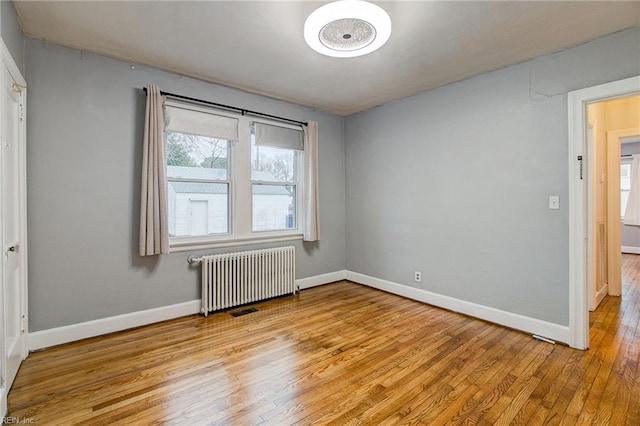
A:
[622, 141, 640, 248]
[2, 0, 23, 73]
[345, 27, 640, 326]
[621, 141, 640, 156]
[25, 40, 346, 331]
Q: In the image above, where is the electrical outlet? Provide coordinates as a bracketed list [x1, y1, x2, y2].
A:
[414, 271, 422, 283]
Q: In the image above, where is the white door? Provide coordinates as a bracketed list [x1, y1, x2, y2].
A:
[1, 55, 27, 411]
[189, 200, 208, 236]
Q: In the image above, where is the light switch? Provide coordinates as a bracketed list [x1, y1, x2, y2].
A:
[549, 195, 560, 210]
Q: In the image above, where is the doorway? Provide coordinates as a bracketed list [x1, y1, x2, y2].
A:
[568, 76, 640, 350]
[585, 95, 640, 313]
[0, 42, 28, 416]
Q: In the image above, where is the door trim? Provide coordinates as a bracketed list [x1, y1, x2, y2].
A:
[607, 127, 640, 297]
[568, 75, 640, 350]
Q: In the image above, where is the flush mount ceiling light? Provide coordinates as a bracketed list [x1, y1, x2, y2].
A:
[304, 0, 391, 58]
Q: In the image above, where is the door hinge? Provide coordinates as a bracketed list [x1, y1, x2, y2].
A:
[19, 102, 24, 122]
[577, 155, 583, 180]
[21, 315, 27, 333]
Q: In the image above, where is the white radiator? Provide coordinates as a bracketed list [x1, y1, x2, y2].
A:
[199, 246, 296, 316]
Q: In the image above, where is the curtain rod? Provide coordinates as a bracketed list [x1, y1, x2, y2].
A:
[142, 87, 308, 127]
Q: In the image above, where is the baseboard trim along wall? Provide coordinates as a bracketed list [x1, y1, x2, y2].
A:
[621, 246, 640, 254]
[28, 271, 348, 351]
[296, 270, 347, 289]
[345, 271, 571, 345]
[29, 300, 203, 351]
[29, 269, 570, 350]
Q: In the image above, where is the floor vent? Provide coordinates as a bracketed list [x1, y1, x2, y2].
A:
[231, 307, 258, 317]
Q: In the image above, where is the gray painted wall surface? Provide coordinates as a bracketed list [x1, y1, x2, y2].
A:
[621, 141, 640, 156]
[2, 0, 23, 73]
[622, 142, 640, 248]
[25, 40, 346, 331]
[345, 27, 640, 326]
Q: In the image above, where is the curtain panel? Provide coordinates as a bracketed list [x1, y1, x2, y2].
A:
[303, 121, 320, 241]
[139, 84, 170, 255]
[624, 154, 640, 226]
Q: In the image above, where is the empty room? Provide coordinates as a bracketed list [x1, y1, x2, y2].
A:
[1, 0, 640, 424]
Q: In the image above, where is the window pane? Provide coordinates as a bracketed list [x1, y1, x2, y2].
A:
[621, 163, 631, 190]
[251, 136, 295, 182]
[252, 184, 296, 231]
[621, 163, 632, 218]
[166, 131, 229, 180]
[168, 181, 229, 236]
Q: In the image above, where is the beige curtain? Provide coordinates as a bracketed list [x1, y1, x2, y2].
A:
[624, 154, 640, 226]
[303, 121, 320, 241]
[139, 84, 169, 255]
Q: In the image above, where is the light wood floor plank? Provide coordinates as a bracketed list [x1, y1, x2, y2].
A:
[8, 254, 640, 424]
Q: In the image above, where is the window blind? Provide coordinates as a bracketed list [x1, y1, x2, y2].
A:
[165, 105, 239, 141]
[254, 122, 303, 151]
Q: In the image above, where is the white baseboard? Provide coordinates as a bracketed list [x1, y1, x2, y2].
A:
[28, 269, 570, 351]
[28, 270, 348, 351]
[29, 300, 201, 351]
[594, 283, 608, 310]
[296, 270, 347, 289]
[345, 271, 570, 344]
[621, 246, 640, 254]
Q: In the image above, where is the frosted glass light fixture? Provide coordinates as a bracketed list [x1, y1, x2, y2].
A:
[304, 0, 391, 58]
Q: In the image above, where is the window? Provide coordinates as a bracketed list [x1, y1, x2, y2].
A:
[251, 125, 301, 232]
[166, 132, 230, 237]
[164, 102, 304, 249]
[621, 161, 632, 218]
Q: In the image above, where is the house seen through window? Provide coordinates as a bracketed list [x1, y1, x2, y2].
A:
[166, 132, 230, 237]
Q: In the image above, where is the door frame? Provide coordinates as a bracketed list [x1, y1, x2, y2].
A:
[0, 38, 28, 416]
[568, 75, 640, 350]
[607, 127, 640, 297]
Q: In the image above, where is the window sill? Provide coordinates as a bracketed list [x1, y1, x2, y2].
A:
[169, 232, 303, 252]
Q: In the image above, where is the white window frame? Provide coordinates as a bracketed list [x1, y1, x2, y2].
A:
[166, 104, 304, 252]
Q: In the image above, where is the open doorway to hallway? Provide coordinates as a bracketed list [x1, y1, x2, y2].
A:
[586, 94, 640, 314]
[568, 76, 640, 350]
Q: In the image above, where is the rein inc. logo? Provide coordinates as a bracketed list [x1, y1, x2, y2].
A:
[1, 417, 34, 424]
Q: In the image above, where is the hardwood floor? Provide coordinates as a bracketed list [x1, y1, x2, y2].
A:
[8, 256, 640, 425]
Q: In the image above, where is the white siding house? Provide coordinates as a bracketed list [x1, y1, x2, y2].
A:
[252, 188, 294, 232]
[168, 166, 294, 236]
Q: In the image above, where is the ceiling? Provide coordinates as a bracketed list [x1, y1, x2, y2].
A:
[13, 1, 640, 116]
